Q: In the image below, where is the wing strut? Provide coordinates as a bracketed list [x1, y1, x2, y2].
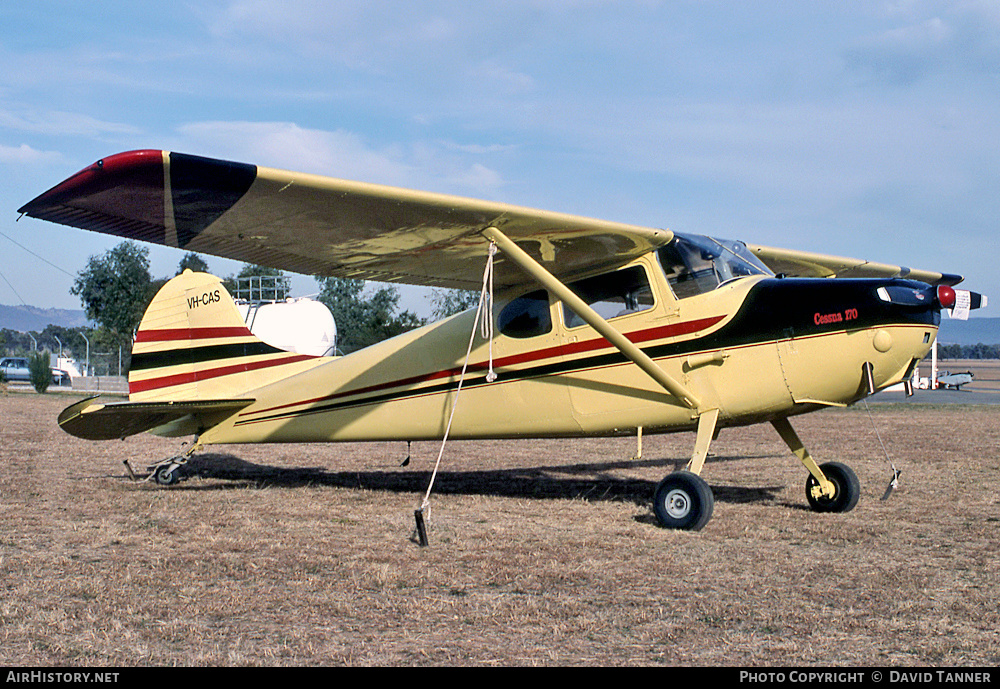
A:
[481, 226, 703, 412]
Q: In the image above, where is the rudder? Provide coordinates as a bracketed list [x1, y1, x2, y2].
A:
[128, 270, 326, 401]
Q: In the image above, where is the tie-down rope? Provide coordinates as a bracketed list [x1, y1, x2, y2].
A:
[416, 242, 498, 538]
[862, 397, 901, 500]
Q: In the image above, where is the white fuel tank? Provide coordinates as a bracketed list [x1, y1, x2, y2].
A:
[236, 299, 337, 357]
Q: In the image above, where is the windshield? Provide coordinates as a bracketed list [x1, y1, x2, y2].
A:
[658, 233, 773, 299]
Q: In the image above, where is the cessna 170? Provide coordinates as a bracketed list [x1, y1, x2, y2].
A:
[19, 150, 987, 530]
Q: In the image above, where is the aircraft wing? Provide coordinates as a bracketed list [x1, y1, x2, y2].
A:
[19, 150, 672, 291]
[746, 243, 964, 286]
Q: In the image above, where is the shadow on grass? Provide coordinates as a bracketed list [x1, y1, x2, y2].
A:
[163, 451, 785, 508]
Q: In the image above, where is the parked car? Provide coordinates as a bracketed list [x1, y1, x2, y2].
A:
[0, 357, 30, 382]
[0, 356, 71, 385]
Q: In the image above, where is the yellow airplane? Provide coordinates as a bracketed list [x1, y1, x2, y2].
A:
[19, 150, 987, 530]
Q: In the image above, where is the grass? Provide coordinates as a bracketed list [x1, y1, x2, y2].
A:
[1, 391, 998, 666]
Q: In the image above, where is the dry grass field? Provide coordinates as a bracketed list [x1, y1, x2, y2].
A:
[1, 390, 998, 667]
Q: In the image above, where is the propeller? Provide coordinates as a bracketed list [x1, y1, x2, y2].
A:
[935, 285, 987, 320]
[876, 284, 987, 320]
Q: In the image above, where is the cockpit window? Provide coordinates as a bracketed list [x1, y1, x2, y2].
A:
[498, 289, 552, 338]
[658, 233, 772, 299]
[562, 266, 654, 329]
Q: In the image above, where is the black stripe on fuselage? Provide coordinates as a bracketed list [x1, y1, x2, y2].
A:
[234, 277, 940, 426]
[129, 341, 287, 371]
[689, 277, 938, 350]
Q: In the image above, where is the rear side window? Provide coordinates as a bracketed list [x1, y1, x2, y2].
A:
[498, 289, 552, 338]
[562, 266, 654, 329]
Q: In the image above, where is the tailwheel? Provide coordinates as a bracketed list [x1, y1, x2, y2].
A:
[805, 461, 860, 513]
[147, 442, 202, 487]
[653, 471, 714, 531]
[153, 462, 182, 486]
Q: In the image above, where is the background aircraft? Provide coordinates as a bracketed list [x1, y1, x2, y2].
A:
[936, 370, 974, 390]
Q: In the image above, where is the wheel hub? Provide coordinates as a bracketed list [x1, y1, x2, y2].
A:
[665, 489, 691, 519]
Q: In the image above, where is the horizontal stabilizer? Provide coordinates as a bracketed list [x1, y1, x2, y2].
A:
[58, 396, 255, 440]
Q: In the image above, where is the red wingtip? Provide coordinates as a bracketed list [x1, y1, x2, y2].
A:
[17, 150, 168, 242]
[18, 150, 165, 215]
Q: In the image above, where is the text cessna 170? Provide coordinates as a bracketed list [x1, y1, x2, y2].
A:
[19, 150, 987, 531]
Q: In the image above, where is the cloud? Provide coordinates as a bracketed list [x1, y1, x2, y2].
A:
[172, 120, 509, 196]
[198, 1, 465, 73]
[175, 120, 412, 181]
[0, 108, 141, 139]
[846, 17, 952, 86]
[845, 4, 1000, 86]
[468, 61, 537, 95]
[0, 143, 62, 165]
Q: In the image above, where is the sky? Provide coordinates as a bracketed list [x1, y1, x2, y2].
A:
[1, 1, 998, 318]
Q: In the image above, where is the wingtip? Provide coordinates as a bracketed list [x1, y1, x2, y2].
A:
[19, 149, 167, 218]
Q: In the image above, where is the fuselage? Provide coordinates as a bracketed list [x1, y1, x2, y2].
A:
[199, 239, 941, 446]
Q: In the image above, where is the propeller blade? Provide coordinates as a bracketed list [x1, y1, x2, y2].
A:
[939, 287, 987, 320]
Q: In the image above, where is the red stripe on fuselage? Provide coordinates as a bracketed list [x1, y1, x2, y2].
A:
[128, 353, 314, 394]
[239, 314, 727, 418]
[134, 326, 254, 342]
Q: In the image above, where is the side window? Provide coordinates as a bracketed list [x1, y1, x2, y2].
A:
[498, 289, 553, 339]
[562, 266, 654, 329]
[658, 234, 773, 299]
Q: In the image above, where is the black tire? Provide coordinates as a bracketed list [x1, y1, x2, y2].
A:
[153, 464, 180, 486]
[653, 471, 714, 530]
[805, 461, 860, 513]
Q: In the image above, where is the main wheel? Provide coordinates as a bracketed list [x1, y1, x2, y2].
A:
[653, 471, 714, 530]
[805, 461, 860, 513]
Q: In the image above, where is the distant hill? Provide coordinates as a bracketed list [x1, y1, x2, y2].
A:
[937, 317, 1000, 346]
[0, 303, 90, 332]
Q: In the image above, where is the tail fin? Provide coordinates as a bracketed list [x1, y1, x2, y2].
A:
[128, 270, 326, 402]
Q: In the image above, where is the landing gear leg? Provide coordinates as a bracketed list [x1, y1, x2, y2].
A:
[771, 418, 860, 513]
[653, 409, 718, 530]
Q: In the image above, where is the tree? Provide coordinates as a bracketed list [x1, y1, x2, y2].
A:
[938, 343, 1000, 359]
[429, 288, 480, 321]
[177, 252, 210, 275]
[28, 351, 50, 393]
[71, 242, 152, 352]
[36, 324, 87, 361]
[316, 277, 425, 352]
